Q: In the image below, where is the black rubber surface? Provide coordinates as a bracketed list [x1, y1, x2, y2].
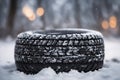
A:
[14, 29, 105, 74]
[16, 61, 103, 74]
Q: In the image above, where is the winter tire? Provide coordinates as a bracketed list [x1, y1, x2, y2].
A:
[14, 29, 105, 74]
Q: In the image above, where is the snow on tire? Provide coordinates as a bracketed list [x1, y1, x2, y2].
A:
[14, 29, 105, 74]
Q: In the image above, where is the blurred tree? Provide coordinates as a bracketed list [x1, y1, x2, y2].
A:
[7, 0, 17, 36]
[0, 0, 10, 38]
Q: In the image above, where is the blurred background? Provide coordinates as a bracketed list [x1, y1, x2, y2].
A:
[0, 0, 120, 38]
[0, 1, 120, 79]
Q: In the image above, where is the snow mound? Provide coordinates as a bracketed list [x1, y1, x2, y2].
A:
[0, 60, 120, 80]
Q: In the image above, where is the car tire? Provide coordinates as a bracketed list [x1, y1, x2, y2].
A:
[15, 29, 105, 74]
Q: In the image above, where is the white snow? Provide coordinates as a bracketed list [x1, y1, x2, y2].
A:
[17, 29, 103, 39]
[0, 38, 120, 80]
[0, 40, 15, 66]
[105, 39, 120, 60]
[57, 28, 103, 37]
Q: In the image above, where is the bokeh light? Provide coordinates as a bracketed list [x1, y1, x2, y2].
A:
[36, 7, 45, 16]
[22, 5, 36, 21]
[109, 16, 117, 29]
[28, 14, 36, 21]
[101, 20, 109, 30]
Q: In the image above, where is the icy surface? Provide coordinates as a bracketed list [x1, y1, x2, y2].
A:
[0, 39, 120, 80]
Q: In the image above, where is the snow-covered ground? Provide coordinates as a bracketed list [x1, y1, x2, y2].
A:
[0, 38, 120, 80]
